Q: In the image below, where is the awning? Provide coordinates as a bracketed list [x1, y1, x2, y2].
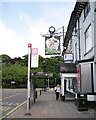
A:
[31, 72, 53, 77]
[59, 63, 77, 73]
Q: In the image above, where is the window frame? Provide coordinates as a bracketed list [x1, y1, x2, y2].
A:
[84, 2, 91, 20]
[84, 24, 93, 55]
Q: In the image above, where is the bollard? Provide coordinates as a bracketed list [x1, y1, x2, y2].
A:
[44, 88, 46, 92]
[35, 91, 37, 98]
[40, 90, 41, 95]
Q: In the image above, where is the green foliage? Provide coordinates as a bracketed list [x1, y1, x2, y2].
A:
[1, 54, 11, 63]
[21, 55, 28, 66]
[41, 56, 63, 85]
[2, 62, 27, 88]
[2, 54, 63, 88]
[36, 79, 44, 88]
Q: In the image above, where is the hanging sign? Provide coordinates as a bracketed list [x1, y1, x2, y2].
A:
[45, 36, 60, 55]
[31, 48, 38, 68]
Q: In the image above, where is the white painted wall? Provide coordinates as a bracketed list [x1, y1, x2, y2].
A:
[94, 1, 96, 63]
[79, 2, 94, 60]
[94, 2, 96, 101]
[64, 2, 96, 101]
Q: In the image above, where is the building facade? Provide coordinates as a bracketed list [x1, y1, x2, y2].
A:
[60, 1, 96, 104]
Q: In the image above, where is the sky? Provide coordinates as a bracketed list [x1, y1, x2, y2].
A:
[0, 0, 76, 58]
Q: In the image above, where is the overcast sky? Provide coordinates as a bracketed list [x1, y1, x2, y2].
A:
[0, 0, 76, 58]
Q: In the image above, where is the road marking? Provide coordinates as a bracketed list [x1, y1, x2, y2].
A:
[8, 103, 13, 106]
[0, 93, 24, 101]
[2, 100, 26, 119]
[13, 103, 20, 106]
[2, 102, 21, 106]
[2, 102, 22, 111]
[2, 107, 7, 111]
[2, 106, 11, 111]
[5, 100, 26, 117]
[2, 102, 21, 112]
[4, 107, 11, 111]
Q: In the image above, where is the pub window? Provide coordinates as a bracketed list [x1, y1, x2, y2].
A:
[84, 2, 90, 19]
[85, 25, 92, 53]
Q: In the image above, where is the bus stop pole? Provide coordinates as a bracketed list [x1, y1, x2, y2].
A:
[25, 43, 32, 116]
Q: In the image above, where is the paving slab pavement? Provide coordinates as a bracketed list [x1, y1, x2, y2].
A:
[6, 91, 95, 119]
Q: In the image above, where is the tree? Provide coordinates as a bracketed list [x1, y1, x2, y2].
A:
[2, 62, 27, 88]
[38, 55, 63, 87]
[21, 55, 28, 66]
[2, 54, 11, 63]
[2, 54, 63, 88]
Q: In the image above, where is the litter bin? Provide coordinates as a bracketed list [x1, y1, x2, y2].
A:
[77, 92, 88, 111]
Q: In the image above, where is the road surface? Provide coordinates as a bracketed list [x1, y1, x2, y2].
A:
[0, 89, 27, 119]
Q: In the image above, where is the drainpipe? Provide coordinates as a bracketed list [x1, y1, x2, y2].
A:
[94, 3, 96, 63]
[78, 19, 81, 60]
